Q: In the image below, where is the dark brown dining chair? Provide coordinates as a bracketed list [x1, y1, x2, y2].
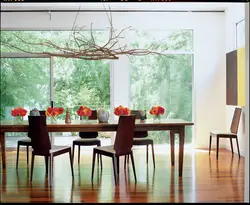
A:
[91, 115, 137, 185]
[28, 115, 74, 186]
[124, 110, 155, 168]
[16, 110, 46, 169]
[72, 110, 102, 167]
[209, 107, 242, 160]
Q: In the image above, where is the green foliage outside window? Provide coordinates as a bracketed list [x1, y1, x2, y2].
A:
[1, 29, 193, 142]
[129, 30, 193, 144]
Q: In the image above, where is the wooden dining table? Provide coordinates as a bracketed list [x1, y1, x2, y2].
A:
[0, 118, 194, 177]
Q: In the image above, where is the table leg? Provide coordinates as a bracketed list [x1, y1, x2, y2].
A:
[179, 126, 185, 177]
[170, 130, 175, 166]
[0, 132, 6, 169]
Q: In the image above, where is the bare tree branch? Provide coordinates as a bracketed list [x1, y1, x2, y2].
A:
[1, 9, 169, 60]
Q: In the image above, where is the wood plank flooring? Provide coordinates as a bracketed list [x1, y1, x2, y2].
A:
[0, 146, 245, 203]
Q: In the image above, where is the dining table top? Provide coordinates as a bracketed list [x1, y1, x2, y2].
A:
[0, 118, 194, 132]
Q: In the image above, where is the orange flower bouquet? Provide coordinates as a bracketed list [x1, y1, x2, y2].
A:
[149, 105, 165, 121]
[114, 105, 131, 116]
[77, 105, 92, 122]
[11, 107, 28, 123]
[46, 107, 64, 123]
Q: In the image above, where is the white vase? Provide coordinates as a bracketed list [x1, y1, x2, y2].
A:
[97, 108, 109, 123]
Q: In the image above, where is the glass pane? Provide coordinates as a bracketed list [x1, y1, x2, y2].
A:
[0, 58, 50, 146]
[130, 54, 193, 144]
[53, 57, 110, 137]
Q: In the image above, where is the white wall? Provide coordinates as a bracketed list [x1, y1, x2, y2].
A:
[192, 13, 226, 148]
[1, 9, 227, 148]
[244, 3, 249, 203]
[225, 4, 246, 156]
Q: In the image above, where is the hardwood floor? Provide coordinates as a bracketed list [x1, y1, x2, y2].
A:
[0, 146, 245, 203]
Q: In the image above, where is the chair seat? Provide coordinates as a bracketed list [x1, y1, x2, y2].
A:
[73, 138, 101, 146]
[50, 145, 71, 153]
[94, 145, 115, 154]
[133, 138, 153, 145]
[32, 145, 71, 156]
[210, 131, 237, 137]
[18, 137, 31, 145]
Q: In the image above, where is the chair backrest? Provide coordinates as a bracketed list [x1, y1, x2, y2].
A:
[114, 115, 136, 156]
[230, 107, 242, 134]
[131, 110, 148, 138]
[79, 110, 98, 138]
[39, 110, 46, 116]
[28, 115, 51, 156]
[28, 110, 46, 138]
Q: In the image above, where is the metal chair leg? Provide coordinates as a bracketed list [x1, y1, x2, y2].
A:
[16, 144, 20, 169]
[69, 150, 74, 177]
[26, 146, 29, 164]
[130, 152, 137, 182]
[72, 143, 75, 164]
[91, 149, 97, 182]
[230, 138, 234, 154]
[151, 143, 155, 168]
[235, 138, 241, 158]
[112, 155, 118, 185]
[216, 137, 219, 160]
[30, 152, 35, 182]
[44, 156, 49, 175]
[78, 145, 81, 164]
[49, 154, 54, 187]
[146, 145, 149, 164]
[209, 135, 212, 155]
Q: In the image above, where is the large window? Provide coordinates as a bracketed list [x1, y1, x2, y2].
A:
[129, 30, 193, 144]
[0, 58, 50, 137]
[1, 30, 111, 144]
[1, 29, 194, 145]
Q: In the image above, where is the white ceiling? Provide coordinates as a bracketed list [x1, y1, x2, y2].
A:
[0, 3, 232, 11]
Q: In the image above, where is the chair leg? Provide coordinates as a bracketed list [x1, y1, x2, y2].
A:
[49, 154, 54, 187]
[78, 145, 81, 164]
[30, 152, 35, 182]
[209, 135, 212, 155]
[216, 137, 219, 160]
[72, 143, 75, 164]
[230, 138, 234, 154]
[130, 152, 137, 182]
[112, 155, 118, 186]
[69, 150, 74, 177]
[146, 145, 149, 164]
[235, 138, 241, 158]
[16, 143, 20, 169]
[97, 143, 103, 169]
[117, 157, 120, 175]
[151, 143, 156, 168]
[91, 149, 97, 182]
[26, 146, 29, 164]
[100, 154, 103, 170]
[124, 155, 127, 170]
[44, 156, 49, 175]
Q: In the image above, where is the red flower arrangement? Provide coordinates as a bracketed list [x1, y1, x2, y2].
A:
[45, 107, 64, 117]
[11, 107, 27, 117]
[114, 105, 130, 116]
[149, 105, 165, 116]
[77, 105, 92, 117]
